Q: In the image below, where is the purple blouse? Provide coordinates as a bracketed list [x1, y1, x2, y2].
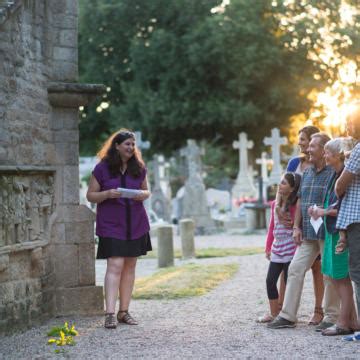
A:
[92, 161, 150, 240]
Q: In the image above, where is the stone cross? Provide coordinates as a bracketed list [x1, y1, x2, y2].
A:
[263, 128, 287, 185]
[134, 131, 151, 150]
[255, 152, 272, 183]
[180, 140, 204, 180]
[231, 133, 256, 200]
[233, 132, 253, 176]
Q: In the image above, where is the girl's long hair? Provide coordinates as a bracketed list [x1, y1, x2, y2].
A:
[97, 128, 145, 178]
[279, 172, 301, 211]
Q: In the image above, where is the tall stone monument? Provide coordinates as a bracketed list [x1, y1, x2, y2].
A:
[151, 154, 171, 222]
[263, 128, 288, 185]
[180, 140, 212, 232]
[232, 132, 257, 200]
[134, 131, 151, 215]
[0, 0, 104, 334]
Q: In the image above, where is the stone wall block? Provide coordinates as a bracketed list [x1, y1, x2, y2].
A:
[55, 286, 104, 316]
[65, 221, 94, 244]
[50, 114, 63, 130]
[52, 61, 78, 81]
[53, 46, 77, 63]
[52, 222, 66, 243]
[53, 245, 79, 287]
[54, 142, 78, 165]
[59, 29, 77, 47]
[0, 254, 10, 272]
[63, 165, 79, 204]
[78, 244, 96, 286]
[58, 204, 95, 223]
[54, 129, 78, 143]
[0, 282, 14, 304]
[9, 252, 31, 280]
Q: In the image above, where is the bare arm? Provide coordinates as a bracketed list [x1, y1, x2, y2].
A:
[335, 170, 354, 198]
[133, 175, 151, 202]
[86, 175, 120, 204]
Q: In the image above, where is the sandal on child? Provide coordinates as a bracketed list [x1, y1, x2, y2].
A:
[308, 306, 324, 325]
[104, 313, 117, 329]
[117, 310, 138, 325]
[256, 314, 274, 323]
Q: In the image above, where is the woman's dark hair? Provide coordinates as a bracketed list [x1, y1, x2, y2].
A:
[281, 172, 301, 210]
[97, 128, 145, 178]
[298, 125, 320, 140]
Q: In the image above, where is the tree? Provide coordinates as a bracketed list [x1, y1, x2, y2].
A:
[79, 0, 359, 156]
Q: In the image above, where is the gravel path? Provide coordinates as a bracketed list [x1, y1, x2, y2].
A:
[1, 248, 357, 359]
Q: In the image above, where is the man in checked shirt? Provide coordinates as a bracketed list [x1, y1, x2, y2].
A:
[335, 103, 360, 336]
[268, 132, 340, 330]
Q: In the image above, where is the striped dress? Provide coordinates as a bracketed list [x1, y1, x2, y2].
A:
[266, 201, 297, 263]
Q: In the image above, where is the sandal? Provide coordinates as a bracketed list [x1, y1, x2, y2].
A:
[308, 306, 324, 325]
[104, 313, 117, 329]
[117, 310, 138, 325]
[256, 314, 274, 323]
[322, 325, 353, 336]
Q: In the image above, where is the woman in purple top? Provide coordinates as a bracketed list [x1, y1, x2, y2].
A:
[87, 129, 152, 329]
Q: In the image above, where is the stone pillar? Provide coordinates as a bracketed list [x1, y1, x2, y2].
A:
[157, 225, 174, 268]
[48, 83, 105, 316]
[245, 207, 257, 231]
[180, 219, 195, 259]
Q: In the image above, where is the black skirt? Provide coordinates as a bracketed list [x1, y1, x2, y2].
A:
[97, 233, 152, 259]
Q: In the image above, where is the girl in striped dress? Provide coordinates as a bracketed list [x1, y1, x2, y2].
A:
[257, 172, 301, 323]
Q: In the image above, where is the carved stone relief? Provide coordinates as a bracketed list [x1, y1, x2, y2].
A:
[0, 173, 55, 247]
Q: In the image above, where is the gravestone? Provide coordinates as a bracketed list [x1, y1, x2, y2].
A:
[179, 219, 195, 259]
[158, 155, 172, 200]
[255, 152, 273, 202]
[157, 225, 174, 268]
[151, 154, 171, 222]
[0, 0, 104, 334]
[263, 128, 288, 185]
[232, 133, 257, 201]
[180, 140, 213, 232]
[134, 131, 151, 215]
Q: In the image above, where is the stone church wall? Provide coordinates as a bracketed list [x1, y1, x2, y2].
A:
[0, 0, 104, 334]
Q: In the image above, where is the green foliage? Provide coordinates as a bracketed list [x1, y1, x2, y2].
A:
[79, 0, 359, 156]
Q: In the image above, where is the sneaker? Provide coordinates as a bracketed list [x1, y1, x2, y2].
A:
[342, 332, 360, 341]
[315, 321, 334, 332]
[267, 316, 296, 329]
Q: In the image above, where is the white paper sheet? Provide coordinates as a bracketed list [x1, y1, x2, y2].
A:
[310, 205, 323, 234]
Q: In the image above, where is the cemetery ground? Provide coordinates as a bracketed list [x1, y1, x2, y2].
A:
[0, 231, 357, 359]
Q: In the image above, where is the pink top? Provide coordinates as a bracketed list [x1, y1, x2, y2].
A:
[265, 201, 297, 262]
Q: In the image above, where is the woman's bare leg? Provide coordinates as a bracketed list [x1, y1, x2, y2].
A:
[119, 257, 137, 312]
[104, 257, 124, 313]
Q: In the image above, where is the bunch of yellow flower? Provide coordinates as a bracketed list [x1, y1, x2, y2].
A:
[47, 322, 78, 352]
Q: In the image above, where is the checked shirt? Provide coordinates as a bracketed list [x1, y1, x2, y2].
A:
[298, 165, 334, 241]
[337, 143, 360, 230]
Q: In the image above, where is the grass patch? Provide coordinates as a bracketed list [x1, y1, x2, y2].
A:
[142, 246, 263, 259]
[133, 263, 238, 299]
